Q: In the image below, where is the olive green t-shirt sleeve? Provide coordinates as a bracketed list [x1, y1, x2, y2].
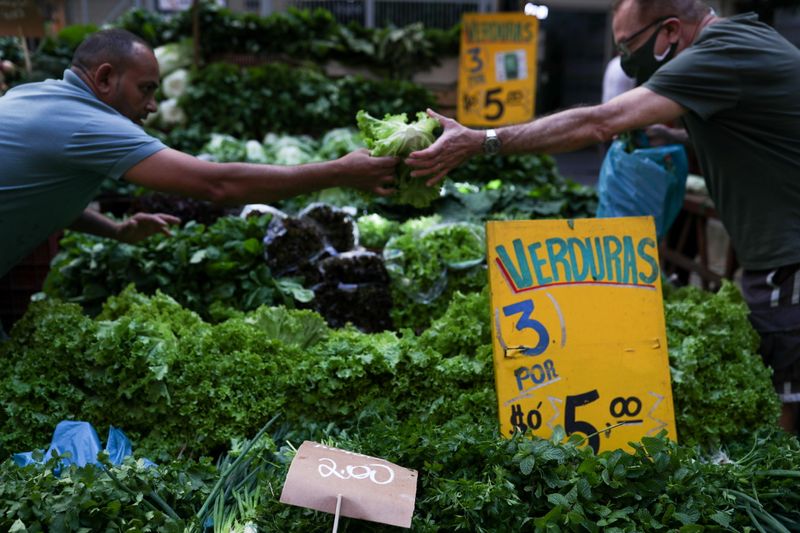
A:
[644, 39, 742, 120]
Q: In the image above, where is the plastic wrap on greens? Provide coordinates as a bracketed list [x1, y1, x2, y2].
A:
[422, 222, 485, 270]
[318, 250, 390, 284]
[356, 110, 440, 208]
[357, 214, 400, 250]
[298, 203, 359, 253]
[314, 251, 393, 332]
[383, 220, 485, 304]
[262, 216, 327, 282]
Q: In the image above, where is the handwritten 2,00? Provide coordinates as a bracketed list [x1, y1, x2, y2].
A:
[318, 458, 395, 485]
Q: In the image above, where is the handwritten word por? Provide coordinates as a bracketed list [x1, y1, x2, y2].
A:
[515, 359, 559, 391]
[318, 458, 395, 485]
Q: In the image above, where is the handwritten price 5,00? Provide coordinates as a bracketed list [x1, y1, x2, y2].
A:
[318, 458, 395, 485]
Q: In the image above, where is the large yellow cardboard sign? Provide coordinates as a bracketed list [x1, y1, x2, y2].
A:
[486, 217, 676, 453]
[457, 13, 537, 127]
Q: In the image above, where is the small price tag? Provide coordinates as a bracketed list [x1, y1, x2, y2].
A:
[280, 441, 418, 529]
[457, 13, 538, 127]
[486, 217, 677, 453]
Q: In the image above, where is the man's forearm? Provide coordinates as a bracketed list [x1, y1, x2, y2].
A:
[214, 159, 346, 205]
[499, 105, 612, 155]
[124, 147, 396, 206]
[495, 88, 687, 156]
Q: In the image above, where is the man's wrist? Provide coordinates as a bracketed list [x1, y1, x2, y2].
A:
[469, 129, 488, 157]
[114, 219, 132, 243]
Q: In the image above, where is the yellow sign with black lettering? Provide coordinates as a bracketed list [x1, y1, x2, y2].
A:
[486, 217, 677, 453]
[457, 12, 538, 127]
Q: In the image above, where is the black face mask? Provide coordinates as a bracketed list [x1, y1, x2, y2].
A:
[620, 25, 677, 86]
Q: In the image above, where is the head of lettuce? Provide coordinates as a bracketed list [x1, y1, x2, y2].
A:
[357, 110, 441, 208]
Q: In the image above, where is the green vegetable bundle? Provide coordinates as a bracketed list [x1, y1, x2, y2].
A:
[357, 110, 441, 208]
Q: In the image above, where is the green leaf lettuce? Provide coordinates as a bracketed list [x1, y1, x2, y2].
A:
[356, 110, 441, 208]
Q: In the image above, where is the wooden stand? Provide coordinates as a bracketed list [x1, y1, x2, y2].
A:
[659, 193, 738, 291]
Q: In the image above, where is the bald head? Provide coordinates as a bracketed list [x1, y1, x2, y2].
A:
[612, 0, 710, 24]
[72, 28, 152, 74]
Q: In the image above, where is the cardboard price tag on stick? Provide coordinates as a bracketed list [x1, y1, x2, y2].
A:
[280, 441, 418, 529]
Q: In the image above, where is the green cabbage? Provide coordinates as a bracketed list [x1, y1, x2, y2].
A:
[356, 110, 441, 208]
[153, 39, 193, 77]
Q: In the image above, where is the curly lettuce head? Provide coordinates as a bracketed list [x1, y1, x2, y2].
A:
[356, 110, 441, 208]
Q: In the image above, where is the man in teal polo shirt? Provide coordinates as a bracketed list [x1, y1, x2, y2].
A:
[0, 29, 398, 279]
[406, 0, 800, 433]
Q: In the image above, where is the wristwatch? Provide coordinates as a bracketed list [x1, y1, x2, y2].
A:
[483, 129, 501, 155]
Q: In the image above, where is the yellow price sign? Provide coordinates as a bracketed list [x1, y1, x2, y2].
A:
[486, 217, 677, 453]
[457, 13, 538, 127]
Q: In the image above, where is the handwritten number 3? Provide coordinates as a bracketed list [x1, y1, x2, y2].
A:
[468, 47, 483, 73]
[503, 300, 549, 356]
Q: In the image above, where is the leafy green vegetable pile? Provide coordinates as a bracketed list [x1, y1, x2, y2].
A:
[44, 205, 398, 331]
[43, 215, 282, 319]
[198, 128, 364, 165]
[161, 63, 435, 152]
[0, 284, 796, 531]
[115, 4, 460, 79]
[665, 282, 780, 447]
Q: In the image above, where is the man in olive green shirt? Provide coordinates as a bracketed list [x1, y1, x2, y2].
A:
[406, 0, 800, 433]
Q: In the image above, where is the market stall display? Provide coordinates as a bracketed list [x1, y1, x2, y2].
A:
[0, 4, 797, 531]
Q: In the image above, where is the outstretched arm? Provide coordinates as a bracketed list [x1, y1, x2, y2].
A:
[69, 208, 181, 243]
[124, 147, 398, 205]
[405, 87, 687, 185]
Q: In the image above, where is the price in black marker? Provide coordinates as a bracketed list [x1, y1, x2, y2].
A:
[564, 391, 646, 454]
[509, 401, 543, 435]
[483, 87, 505, 121]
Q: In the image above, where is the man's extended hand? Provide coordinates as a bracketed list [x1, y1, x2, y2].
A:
[335, 148, 398, 196]
[404, 109, 484, 186]
[116, 212, 181, 244]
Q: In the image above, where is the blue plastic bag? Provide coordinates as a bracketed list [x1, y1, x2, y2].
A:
[597, 139, 688, 239]
[13, 420, 153, 473]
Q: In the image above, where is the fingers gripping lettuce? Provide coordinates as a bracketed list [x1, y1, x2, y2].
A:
[357, 110, 441, 208]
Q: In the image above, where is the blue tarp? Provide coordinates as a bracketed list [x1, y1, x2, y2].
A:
[13, 420, 153, 473]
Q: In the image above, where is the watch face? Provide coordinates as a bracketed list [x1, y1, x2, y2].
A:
[484, 136, 501, 155]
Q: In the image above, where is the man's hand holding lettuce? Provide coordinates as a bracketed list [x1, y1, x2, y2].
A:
[357, 110, 442, 208]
